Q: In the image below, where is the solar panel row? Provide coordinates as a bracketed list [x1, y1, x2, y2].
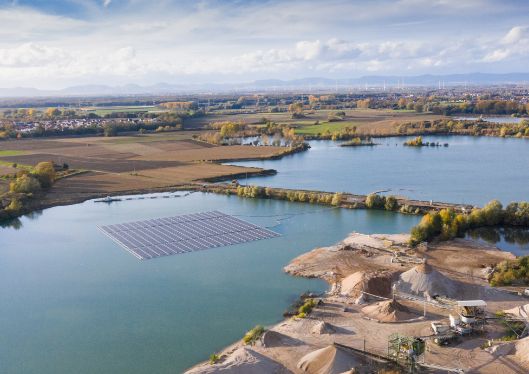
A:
[98, 211, 279, 260]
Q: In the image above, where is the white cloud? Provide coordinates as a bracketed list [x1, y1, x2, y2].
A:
[502, 26, 528, 44]
[0, 1, 528, 88]
[0, 43, 70, 67]
[483, 49, 511, 62]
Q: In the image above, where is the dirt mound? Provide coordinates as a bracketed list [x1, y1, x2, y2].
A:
[341, 271, 393, 299]
[361, 299, 417, 322]
[186, 347, 287, 374]
[297, 344, 367, 374]
[311, 321, 335, 335]
[485, 342, 514, 356]
[504, 303, 529, 320]
[396, 263, 459, 299]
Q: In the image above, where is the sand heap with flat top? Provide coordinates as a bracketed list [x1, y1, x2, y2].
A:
[311, 321, 335, 335]
[396, 261, 459, 300]
[504, 303, 529, 320]
[186, 347, 286, 374]
[513, 336, 529, 364]
[361, 299, 417, 323]
[340, 271, 393, 300]
[297, 344, 368, 374]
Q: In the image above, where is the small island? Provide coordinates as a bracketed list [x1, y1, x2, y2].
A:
[403, 136, 448, 147]
[340, 137, 377, 147]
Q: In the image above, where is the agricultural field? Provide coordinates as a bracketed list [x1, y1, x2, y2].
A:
[0, 132, 284, 201]
[295, 121, 360, 135]
[0, 150, 27, 157]
[290, 109, 445, 136]
[185, 108, 445, 134]
[80, 105, 164, 116]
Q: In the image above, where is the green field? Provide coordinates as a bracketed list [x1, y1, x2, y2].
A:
[295, 121, 360, 135]
[0, 150, 27, 157]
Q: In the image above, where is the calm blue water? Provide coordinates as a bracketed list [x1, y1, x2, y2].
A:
[0, 192, 419, 374]
[231, 136, 529, 206]
[453, 116, 524, 124]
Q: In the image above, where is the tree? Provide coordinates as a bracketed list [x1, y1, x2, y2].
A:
[480, 200, 504, 226]
[9, 174, 41, 193]
[103, 123, 118, 137]
[32, 161, 56, 188]
[384, 196, 398, 211]
[365, 194, 385, 209]
[288, 102, 303, 114]
[331, 193, 342, 206]
[288, 102, 304, 118]
[6, 198, 23, 213]
[45, 107, 61, 117]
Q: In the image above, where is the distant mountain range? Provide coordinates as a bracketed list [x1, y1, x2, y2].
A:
[2, 73, 529, 98]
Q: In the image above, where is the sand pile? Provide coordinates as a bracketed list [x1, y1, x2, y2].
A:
[311, 321, 335, 335]
[297, 344, 367, 374]
[504, 303, 529, 320]
[513, 336, 529, 363]
[396, 262, 459, 299]
[340, 271, 393, 299]
[361, 299, 417, 322]
[259, 330, 297, 348]
[185, 347, 286, 374]
[486, 336, 529, 365]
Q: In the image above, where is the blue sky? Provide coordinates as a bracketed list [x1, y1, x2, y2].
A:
[0, 0, 528, 88]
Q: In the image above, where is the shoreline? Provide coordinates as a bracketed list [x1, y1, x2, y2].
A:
[1, 181, 475, 226]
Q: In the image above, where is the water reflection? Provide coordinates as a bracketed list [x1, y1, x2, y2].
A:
[466, 227, 529, 256]
[0, 217, 23, 229]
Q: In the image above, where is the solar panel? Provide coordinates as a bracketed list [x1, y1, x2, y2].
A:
[98, 211, 280, 260]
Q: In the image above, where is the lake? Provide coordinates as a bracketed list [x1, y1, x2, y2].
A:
[453, 116, 524, 124]
[231, 136, 529, 206]
[0, 192, 419, 374]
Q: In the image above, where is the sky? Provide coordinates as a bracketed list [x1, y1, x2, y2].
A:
[0, 0, 528, 89]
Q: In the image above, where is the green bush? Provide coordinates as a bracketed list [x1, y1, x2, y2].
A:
[404, 136, 423, 146]
[209, 353, 220, 364]
[384, 196, 398, 211]
[9, 174, 41, 193]
[365, 194, 385, 209]
[331, 193, 342, 206]
[296, 298, 316, 318]
[32, 161, 56, 188]
[243, 325, 265, 345]
[6, 198, 23, 213]
[490, 256, 529, 286]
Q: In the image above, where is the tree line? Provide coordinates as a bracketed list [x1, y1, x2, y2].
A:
[0, 161, 59, 220]
[409, 200, 529, 246]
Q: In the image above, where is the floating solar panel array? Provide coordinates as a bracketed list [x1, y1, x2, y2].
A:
[98, 210, 280, 260]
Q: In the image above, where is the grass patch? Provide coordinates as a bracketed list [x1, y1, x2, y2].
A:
[0, 150, 27, 157]
[295, 121, 360, 135]
[0, 160, 31, 169]
[242, 325, 265, 345]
